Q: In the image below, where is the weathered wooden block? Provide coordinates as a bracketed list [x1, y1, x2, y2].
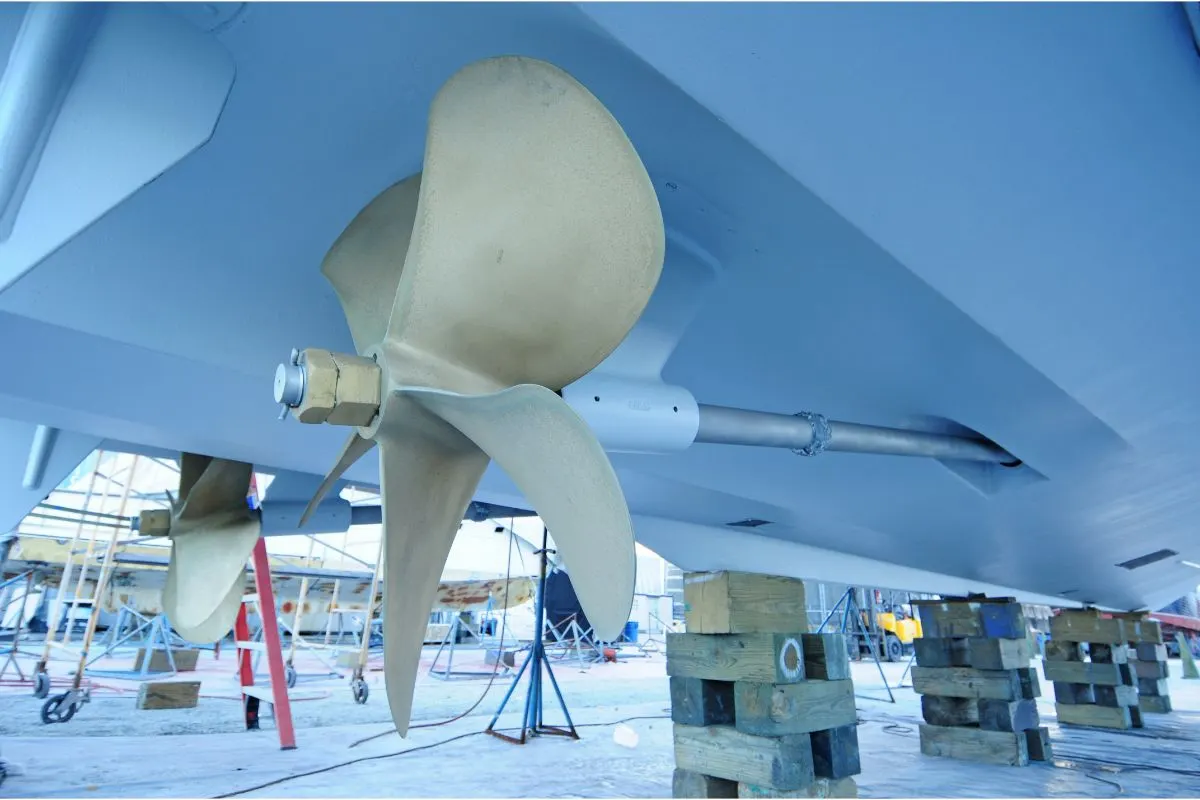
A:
[1087, 643, 1128, 664]
[1118, 663, 1135, 685]
[810, 724, 861, 780]
[674, 768, 738, 799]
[977, 698, 1039, 732]
[1092, 685, 1139, 707]
[921, 695, 979, 727]
[1049, 613, 1126, 644]
[1140, 694, 1173, 714]
[1052, 682, 1095, 705]
[911, 666, 1022, 701]
[979, 602, 1028, 640]
[1135, 642, 1168, 662]
[672, 677, 736, 727]
[1136, 677, 1168, 697]
[667, 632, 806, 684]
[1126, 619, 1164, 645]
[1042, 660, 1124, 686]
[737, 778, 857, 799]
[913, 637, 969, 668]
[734, 680, 856, 737]
[1055, 703, 1133, 729]
[133, 647, 199, 673]
[800, 634, 850, 680]
[1130, 705, 1145, 728]
[968, 637, 1032, 670]
[914, 602, 984, 638]
[1132, 659, 1169, 679]
[1017, 667, 1041, 699]
[674, 724, 815, 791]
[1024, 727, 1053, 762]
[684, 572, 807, 635]
[918, 723, 1030, 766]
[1044, 640, 1084, 662]
[136, 680, 201, 710]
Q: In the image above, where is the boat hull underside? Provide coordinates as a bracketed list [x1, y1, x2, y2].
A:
[0, 3, 1198, 611]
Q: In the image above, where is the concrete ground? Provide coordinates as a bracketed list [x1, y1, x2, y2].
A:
[2, 642, 1200, 798]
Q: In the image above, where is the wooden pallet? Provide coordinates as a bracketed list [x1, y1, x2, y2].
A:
[911, 596, 1050, 766]
[670, 572, 859, 799]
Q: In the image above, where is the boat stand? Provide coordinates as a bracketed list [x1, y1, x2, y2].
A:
[84, 608, 182, 681]
[429, 599, 507, 680]
[0, 570, 36, 683]
[544, 614, 602, 667]
[485, 528, 579, 744]
[817, 587, 896, 703]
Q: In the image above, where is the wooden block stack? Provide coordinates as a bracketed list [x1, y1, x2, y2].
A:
[1045, 609, 1143, 729]
[1114, 612, 1172, 714]
[910, 596, 1051, 767]
[668, 571, 861, 799]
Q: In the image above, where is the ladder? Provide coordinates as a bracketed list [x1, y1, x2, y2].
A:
[234, 537, 296, 750]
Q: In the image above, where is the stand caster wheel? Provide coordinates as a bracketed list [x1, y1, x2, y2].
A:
[32, 672, 50, 699]
[284, 665, 297, 689]
[40, 693, 77, 724]
[351, 678, 368, 704]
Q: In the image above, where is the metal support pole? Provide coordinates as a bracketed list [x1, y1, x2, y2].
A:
[486, 527, 578, 744]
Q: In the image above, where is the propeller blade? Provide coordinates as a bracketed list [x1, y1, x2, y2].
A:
[321, 174, 422, 353]
[376, 427, 490, 736]
[403, 384, 636, 640]
[177, 453, 213, 509]
[384, 56, 665, 392]
[299, 432, 376, 526]
[162, 516, 260, 642]
[176, 458, 253, 522]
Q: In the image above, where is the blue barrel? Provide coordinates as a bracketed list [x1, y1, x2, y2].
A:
[622, 621, 639, 643]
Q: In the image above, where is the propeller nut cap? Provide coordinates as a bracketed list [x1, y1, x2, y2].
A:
[274, 361, 306, 407]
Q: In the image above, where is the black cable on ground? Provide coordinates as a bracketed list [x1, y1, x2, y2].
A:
[349, 522, 519, 750]
[1051, 752, 1200, 780]
[860, 717, 1184, 793]
[213, 714, 670, 798]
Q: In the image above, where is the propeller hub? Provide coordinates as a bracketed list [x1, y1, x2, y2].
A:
[274, 347, 382, 427]
[137, 509, 173, 537]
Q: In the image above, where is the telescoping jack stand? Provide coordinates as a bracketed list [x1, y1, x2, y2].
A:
[485, 527, 579, 744]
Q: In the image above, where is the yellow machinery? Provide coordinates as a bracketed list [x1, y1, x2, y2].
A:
[875, 608, 923, 661]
